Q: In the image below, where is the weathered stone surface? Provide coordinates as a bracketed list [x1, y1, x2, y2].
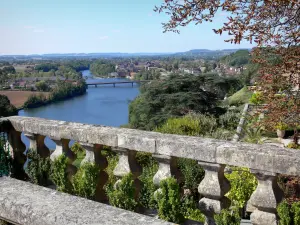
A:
[0, 177, 173, 225]
[50, 138, 75, 162]
[2, 116, 300, 176]
[24, 132, 50, 158]
[249, 170, 283, 225]
[198, 162, 230, 225]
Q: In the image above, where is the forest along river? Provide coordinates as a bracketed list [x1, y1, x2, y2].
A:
[18, 70, 140, 149]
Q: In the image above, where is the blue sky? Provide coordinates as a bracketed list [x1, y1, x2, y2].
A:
[0, 0, 254, 55]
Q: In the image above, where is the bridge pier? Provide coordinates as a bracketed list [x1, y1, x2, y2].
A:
[95, 85, 97, 88]
[132, 82, 133, 87]
[113, 84, 115, 88]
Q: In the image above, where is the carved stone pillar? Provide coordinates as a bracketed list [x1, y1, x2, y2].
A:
[24, 132, 50, 158]
[113, 148, 142, 200]
[80, 143, 108, 202]
[152, 154, 180, 186]
[80, 143, 95, 165]
[249, 170, 283, 225]
[7, 130, 27, 180]
[50, 138, 75, 162]
[198, 162, 230, 225]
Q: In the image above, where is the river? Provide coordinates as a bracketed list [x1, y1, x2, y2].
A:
[18, 70, 140, 148]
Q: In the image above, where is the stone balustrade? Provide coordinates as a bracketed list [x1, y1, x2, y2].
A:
[1, 116, 300, 225]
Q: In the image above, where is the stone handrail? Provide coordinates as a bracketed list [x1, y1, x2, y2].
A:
[0, 177, 173, 225]
[1, 116, 300, 225]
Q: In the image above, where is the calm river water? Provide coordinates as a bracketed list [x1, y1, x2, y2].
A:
[18, 70, 140, 148]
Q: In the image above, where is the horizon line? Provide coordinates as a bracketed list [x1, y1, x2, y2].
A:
[0, 48, 251, 56]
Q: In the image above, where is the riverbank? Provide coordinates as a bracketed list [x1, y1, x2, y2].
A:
[0, 91, 50, 109]
[23, 81, 86, 109]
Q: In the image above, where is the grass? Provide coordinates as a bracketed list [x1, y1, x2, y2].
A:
[225, 87, 253, 106]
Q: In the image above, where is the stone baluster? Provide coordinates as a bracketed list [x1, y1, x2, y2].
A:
[7, 129, 27, 180]
[152, 154, 181, 186]
[198, 162, 230, 225]
[249, 170, 283, 225]
[24, 132, 50, 158]
[80, 143, 108, 202]
[50, 138, 75, 162]
[113, 147, 142, 200]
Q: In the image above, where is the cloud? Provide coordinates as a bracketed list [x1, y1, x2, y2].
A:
[112, 29, 121, 33]
[99, 36, 109, 40]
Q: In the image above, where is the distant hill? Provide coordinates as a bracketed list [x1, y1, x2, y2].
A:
[220, 49, 251, 67]
[173, 49, 251, 57]
[0, 49, 251, 59]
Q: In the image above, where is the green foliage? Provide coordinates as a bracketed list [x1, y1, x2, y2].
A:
[178, 158, 204, 191]
[90, 61, 115, 76]
[108, 173, 137, 211]
[181, 194, 205, 222]
[35, 63, 59, 72]
[275, 122, 289, 131]
[0, 95, 17, 117]
[51, 154, 72, 193]
[214, 207, 241, 225]
[220, 50, 250, 67]
[0, 137, 11, 177]
[104, 151, 118, 194]
[278, 200, 292, 225]
[225, 87, 253, 106]
[291, 202, 300, 225]
[71, 142, 86, 168]
[26, 149, 51, 186]
[129, 74, 232, 130]
[35, 81, 50, 92]
[157, 177, 185, 224]
[249, 92, 263, 105]
[287, 142, 300, 149]
[218, 110, 241, 131]
[136, 152, 158, 209]
[156, 113, 218, 137]
[225, 167, 257, 208]
[23, 94, 49, 108]
[23, 80, 86, 108]
[72, 162, 100, 200]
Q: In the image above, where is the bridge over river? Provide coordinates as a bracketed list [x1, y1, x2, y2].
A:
[86, 80, 150, 88]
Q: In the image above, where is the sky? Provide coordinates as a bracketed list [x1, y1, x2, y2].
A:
[0, 0, 254, 55]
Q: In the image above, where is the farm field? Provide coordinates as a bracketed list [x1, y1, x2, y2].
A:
[0, 91, 49, 108]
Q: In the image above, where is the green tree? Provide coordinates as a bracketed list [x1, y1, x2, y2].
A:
[0, 95, 17, 117]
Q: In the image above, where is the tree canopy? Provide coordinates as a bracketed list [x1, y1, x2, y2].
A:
[129, 74, 240, 130]
[0, 95, 17, 117]
[156, 0, 299, 143]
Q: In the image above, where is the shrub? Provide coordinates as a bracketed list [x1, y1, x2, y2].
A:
[214, 207, 241, 225]
[156, 113, 218, 137]
[249, 91, 264, 105]
[181, 194, 205, 222]
[287, 142, 300, 149]
[104, 151, 118, 195]
[157, 177, 185, 224]
[108, 173, 137, 211]
[291, 201, 300, 225]
[136, 152, 158, 209]
[0, 138, 11, 177]
[218, 110, 241, 131]
[178, 158, 204, 192]
[71, 142, 86, 168]
[26, 149, 51, 186]
[225, 167, 257, 208]
[51, 154, 72, 193]
[23, 94, 49, 108]
[278, 200, 292, 225]
[72, 162, 100, 200]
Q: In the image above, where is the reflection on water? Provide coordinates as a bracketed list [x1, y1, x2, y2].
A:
[19, 70, 140, 149]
